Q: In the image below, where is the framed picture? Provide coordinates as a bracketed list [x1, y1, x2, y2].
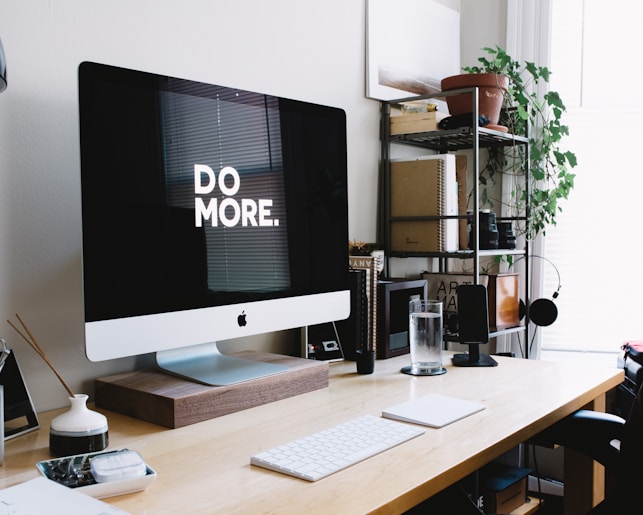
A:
[366, 0, 461, 100]
[0, 348, 39, 439]
[377, 278, 428, 359]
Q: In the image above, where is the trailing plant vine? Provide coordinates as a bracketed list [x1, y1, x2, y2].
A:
[463, 46, 577, 238]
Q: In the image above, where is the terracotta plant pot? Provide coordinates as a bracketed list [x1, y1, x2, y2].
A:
[440, 73, 509, 126]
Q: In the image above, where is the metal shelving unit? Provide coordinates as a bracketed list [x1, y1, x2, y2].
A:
[379, 87, 532, 355]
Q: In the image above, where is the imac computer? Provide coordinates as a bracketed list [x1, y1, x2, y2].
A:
[78, 62, 350, 386]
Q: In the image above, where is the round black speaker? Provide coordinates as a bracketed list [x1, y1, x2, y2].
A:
[529, 298, 558, 327]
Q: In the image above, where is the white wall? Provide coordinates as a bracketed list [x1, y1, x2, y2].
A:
[460, 0, 507, 68]
[388, 0, 507, 279]
[0, 0, 505, 411]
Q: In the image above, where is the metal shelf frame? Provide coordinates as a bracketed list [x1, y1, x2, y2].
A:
[379, 87, 533, 357]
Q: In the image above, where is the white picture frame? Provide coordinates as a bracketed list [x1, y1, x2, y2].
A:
[366, 0, 461, 100]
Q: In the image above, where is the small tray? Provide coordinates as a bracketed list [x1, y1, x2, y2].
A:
[37, 448, 156, 499]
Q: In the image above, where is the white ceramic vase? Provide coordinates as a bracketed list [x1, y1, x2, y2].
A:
[49, 394, 109, 457]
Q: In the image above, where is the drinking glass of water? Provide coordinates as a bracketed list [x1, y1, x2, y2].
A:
[402, 300, 446, 376]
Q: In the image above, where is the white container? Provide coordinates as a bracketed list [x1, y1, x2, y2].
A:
[37, 449, 156, 498]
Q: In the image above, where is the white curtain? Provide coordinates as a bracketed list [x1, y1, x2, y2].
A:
[500, 0, 552, 358]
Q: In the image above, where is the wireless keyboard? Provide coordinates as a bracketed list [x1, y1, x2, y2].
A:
[250, 415, 425, 481]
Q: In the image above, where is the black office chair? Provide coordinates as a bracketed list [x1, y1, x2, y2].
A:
[533, 381, 643, 514]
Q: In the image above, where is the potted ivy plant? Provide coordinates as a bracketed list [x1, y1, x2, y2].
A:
[457, 46, 577, 239]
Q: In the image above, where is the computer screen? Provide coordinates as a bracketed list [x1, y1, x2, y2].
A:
[78, 62, 350, 385]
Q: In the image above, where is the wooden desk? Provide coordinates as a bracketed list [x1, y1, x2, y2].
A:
[0, 354, 623, 514]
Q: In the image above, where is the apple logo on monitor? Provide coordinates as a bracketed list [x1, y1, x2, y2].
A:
[237, 311, 247, 327]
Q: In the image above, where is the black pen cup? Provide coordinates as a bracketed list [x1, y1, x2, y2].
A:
[355, 350, 375, 374]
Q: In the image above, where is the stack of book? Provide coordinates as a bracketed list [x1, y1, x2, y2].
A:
[349, 255, 380, 356]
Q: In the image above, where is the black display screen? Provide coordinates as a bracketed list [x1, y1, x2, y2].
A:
[78, 62, 349, 323]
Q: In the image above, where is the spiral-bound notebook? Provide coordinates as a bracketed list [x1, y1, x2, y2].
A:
[382, 393, 485, 428]
[389, 154, 458, 252]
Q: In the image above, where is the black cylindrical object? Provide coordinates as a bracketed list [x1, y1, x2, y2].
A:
[498, 221, 516, 249]
[469, 211, 499, 250]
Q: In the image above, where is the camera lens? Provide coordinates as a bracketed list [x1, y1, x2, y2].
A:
[469, 211, 499, 249]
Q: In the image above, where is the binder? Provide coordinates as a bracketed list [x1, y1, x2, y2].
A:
[334, 269, 368, 360]
[390, 154, 458, 252]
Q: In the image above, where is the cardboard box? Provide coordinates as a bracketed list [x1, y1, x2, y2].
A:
[389, 111, 447, 135]
[487, 274, 520, 331]
[482, 464, 530, 514]
[485, 477, 527, 513]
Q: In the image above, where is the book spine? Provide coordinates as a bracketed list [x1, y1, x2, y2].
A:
[437, 158, 446, 251]
[349, 256, 379, 355]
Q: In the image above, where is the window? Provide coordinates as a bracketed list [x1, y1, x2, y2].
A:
[541, 0, 643, 355]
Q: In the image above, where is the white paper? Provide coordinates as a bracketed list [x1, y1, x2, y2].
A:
[0, 477, 129, 515]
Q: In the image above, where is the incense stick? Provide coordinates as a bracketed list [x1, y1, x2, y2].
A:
[7, 313, 75, 397]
